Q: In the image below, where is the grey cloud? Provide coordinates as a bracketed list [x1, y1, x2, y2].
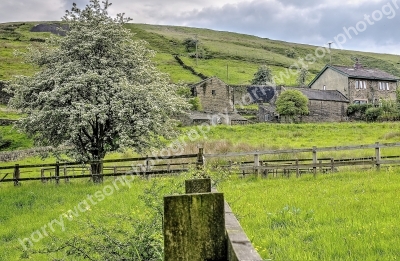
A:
[158, 0, 400, 53]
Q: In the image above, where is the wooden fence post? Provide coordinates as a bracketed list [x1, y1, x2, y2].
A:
[197, 147, 204, 169]
[312, 146, 317, 177]
[146, 156, 150, 172]
[55, 161, 60, 185]
[296, 159, 299, 178]
[41, 169, 46, 183]
[254, 153, 260, 175]
[375, 142, 381, 171]
[331, 158, 335, 173]
[13, 164, 20, 186]
[319, 160, 323, 173]
[64, 167, 69, 183]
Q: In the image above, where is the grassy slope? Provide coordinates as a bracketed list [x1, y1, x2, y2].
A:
[0, 22, 400, 86]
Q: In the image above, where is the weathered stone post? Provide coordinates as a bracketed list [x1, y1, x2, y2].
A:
[164, 178, 227, 261]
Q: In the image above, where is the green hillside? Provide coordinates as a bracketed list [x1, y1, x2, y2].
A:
[1, 22, 400, 86]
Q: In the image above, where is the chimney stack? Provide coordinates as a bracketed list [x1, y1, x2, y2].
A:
[354, 59, 363, 70]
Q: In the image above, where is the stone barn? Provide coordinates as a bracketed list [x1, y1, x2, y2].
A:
[191, 77, 234, 113]
[188, 77, 247, 125]
[258, 87, 349, 123]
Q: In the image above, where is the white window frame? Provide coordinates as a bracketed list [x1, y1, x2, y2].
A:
[355, 80, 366, 89]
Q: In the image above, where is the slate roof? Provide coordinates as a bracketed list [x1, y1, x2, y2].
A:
[330, 65, 399, 80]
[308, 64, 399, 87]
[291, 88, 349, 102]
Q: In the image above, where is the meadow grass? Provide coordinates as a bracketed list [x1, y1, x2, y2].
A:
[218, 168, 400, 260]
[0, 126, 32, 151]
[0, 175, 187, 261]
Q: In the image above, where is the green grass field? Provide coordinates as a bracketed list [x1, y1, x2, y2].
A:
[1, 167, 400, 260]
[219, 169, 400, 260]
[0, 176, 188, 261]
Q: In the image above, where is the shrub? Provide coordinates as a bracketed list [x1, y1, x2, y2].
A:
[346, 104, 372, 116]
[189, 97, 202, 111]
[365, 107, 383, 122]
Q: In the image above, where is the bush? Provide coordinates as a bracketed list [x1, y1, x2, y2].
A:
[365, 107, 383, 122]
[189, 97, 202, 111]
[346, 104, 372, 116]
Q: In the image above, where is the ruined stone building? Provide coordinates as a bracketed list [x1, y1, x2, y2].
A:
[189, 77, 247, 125]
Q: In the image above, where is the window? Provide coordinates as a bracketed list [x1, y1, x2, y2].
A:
[355, 80, 366, 89]
[211, 90, 216, 96]
[379, 82, 389, 91]
[353, 100, 368, 104]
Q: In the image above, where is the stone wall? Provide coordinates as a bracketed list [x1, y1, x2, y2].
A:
[0, 119, 16, 126]
[0, 81, 11, 105]
[259, 100, 349, 123]
[348, 79, 397, 104]
[194, 77, 234, 112]
[303, 100, 348, 122]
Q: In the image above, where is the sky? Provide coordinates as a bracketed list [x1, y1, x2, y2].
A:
[1, 0, 399, 55]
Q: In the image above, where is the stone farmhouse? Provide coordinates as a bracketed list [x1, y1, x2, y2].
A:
[308, 62, 399, 105]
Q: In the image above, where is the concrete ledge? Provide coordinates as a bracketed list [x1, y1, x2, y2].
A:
[225, 201, 263, 261]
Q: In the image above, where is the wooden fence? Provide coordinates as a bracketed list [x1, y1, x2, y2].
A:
[1, 142, 400, 186]
[204, 142, 400, 176]
[0, 148, 204, 186]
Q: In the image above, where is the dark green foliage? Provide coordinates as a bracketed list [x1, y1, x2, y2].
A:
[251, 65, 274, 85]
[365, 107, 383, 122]
[296, 68, 308, 87]
[276, 90, 309, 122]
[183, 37, 198, 52]
[189, 97, 202, 111]
[346, 104, 372, 116]
[285, 48, 296, 58]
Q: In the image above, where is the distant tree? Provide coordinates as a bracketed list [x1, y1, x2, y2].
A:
[296, 68, 309, 87]
[251, 65, 274, 85]
[276, 90, 309, 122]
[8, 0, 189, 180]
[285, 48, 296, 58]
[183, 37, 198, 52]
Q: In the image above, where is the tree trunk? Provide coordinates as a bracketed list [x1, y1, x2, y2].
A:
[91, 161, 103, 183]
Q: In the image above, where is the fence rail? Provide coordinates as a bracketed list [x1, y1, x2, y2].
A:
[206, 142, 400, 176]
[0, 149, 204, 186]
[1, 142, 400, 186]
